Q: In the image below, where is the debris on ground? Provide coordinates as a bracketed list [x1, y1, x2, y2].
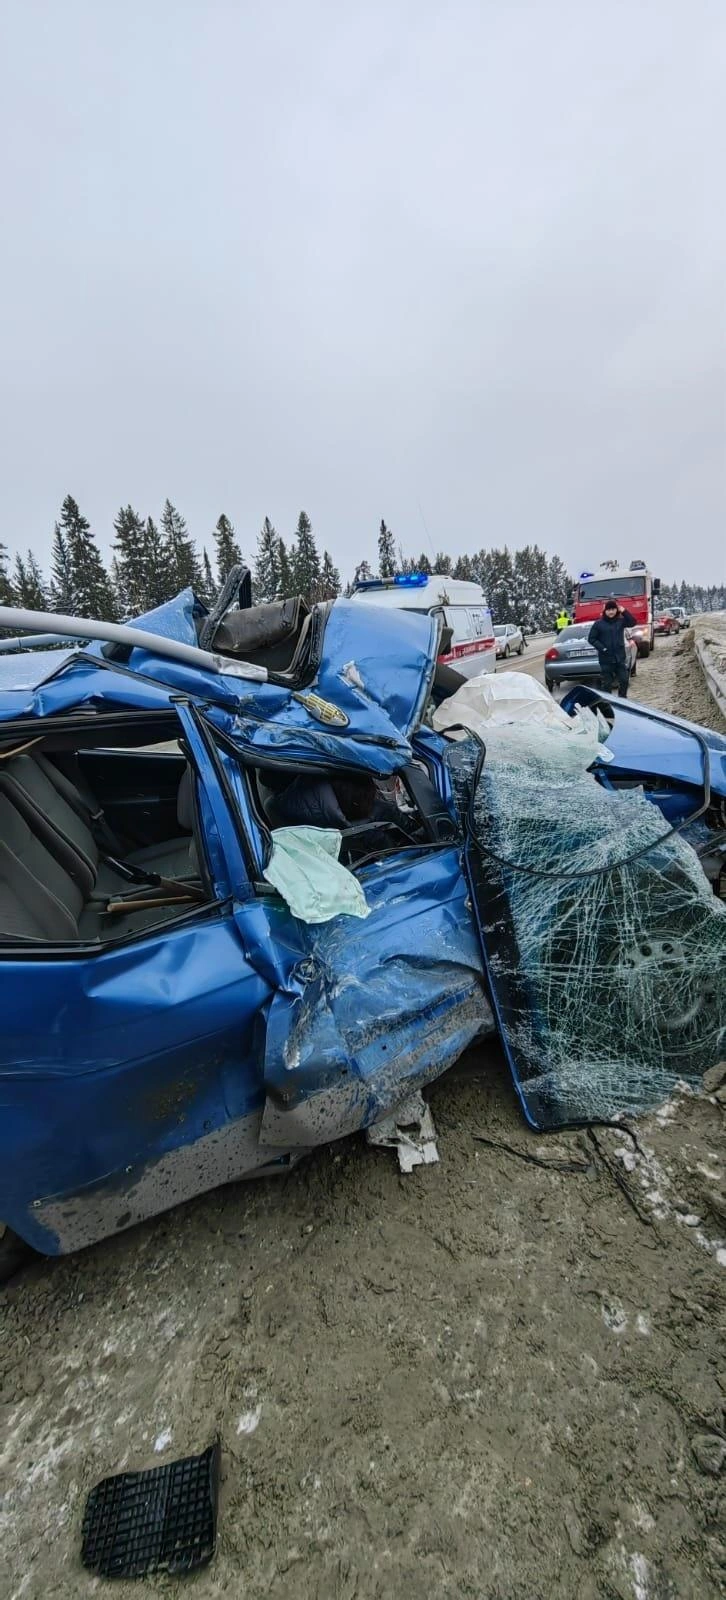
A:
[366, 1090, 440, 1172]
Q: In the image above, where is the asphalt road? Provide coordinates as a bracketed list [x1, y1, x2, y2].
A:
[495, 634, 551, 685]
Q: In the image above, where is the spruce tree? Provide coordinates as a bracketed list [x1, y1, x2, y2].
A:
[112, 504, 150, 616]
[546, 555, 572, 617]
[61, 495, 117, 619]
[161, 499, 202, 593]
[377, 519, 396, 578]
[416, 552, 432, 575]
[320, 550, 341, 599]
[452, 554, 474, 581]
[201, 549, 216, 605]
[353, 559, 373, 586]
[213, 514, 243, 587]
[278, 538, 293, 599]
[433, 551, 452, 576]
[13, 551, 47, 610]
[48, 524, 73, 611]
[290, 511, 321, 603]
[142, 517, 170, 609]
[253, 516, 282, 602]
[0, 542, 16, 605]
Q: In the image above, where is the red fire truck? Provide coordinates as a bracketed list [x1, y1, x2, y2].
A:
[571, 561, 660, 657]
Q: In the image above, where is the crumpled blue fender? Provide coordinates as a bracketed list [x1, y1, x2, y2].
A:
[258, 846, 493, 1146]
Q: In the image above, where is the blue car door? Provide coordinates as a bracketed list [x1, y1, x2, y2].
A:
[199, 722, 493, 1152]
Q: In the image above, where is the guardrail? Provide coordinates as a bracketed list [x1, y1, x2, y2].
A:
[692, 615, 726, 722]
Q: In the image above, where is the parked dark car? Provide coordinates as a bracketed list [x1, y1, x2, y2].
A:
[544, 623, 637, 691]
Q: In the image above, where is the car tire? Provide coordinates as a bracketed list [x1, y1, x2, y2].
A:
[545, 678, 555, 693]
[518, 643, 524, 655]
[504, 645, 510, 658]
[0, 1224, 34, 1286]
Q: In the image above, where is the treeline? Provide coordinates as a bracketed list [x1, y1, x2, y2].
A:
[0, 496, 343, 621]
[0, 495, 721, 627]
[370, 523, 572, 625]
[658, 580, 726, 614]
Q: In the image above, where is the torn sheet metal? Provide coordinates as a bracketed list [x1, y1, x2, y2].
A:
[260, 845, 493, 1149]
[366, 1090, 439, 1172]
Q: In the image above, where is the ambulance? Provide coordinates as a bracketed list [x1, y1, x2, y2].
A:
[350, 573, 496, 677]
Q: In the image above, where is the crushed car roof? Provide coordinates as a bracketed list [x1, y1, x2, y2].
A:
[0, 589, 440, 777]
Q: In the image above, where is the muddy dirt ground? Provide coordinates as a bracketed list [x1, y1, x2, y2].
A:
[2, 633, 725, 1600]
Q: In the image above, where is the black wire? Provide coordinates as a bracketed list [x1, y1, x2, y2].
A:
[446, 720, 713, 883]
[472, 1133, 591, 1173]
[542, 1117, 644, 1154]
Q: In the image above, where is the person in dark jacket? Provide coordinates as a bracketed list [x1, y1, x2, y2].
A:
[588, 597, 637, 696]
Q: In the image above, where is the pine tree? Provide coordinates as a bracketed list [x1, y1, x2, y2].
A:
[112, 504, 150, 616]
[353, 559, 373, 585]
[278, 539, 293, 598]
[161, 499, 202, 593]
[290, 511, 321, 603]
[476, 547, 514, 620]
[546, 555, 571, 618]
[452, 555, 474, 581]
[253, 516, 282, 602]
[416, 552, 432, 575]
[214, 514, 243, 588]
[0, 542, 16, 605]
[49, 523, 74, 612]
[433, 551, 452, 576]
[61, 495, 117, 619]
[13, 551, 47, 610]
[201, 549, 216, 605]
[320, 550, 341, 599]
[142, 517, 170, 609]
[378, 520, 396, 578]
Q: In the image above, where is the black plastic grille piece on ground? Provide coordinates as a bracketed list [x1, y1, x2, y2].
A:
[81, 1441, 220, 1579]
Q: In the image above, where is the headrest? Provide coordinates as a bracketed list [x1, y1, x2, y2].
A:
[211, 597, 306, 657]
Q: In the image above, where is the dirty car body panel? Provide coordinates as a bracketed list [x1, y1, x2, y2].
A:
[0, 591, 493, 1255]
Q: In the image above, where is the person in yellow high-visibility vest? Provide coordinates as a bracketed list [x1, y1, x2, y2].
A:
[555, 608, 571, 632]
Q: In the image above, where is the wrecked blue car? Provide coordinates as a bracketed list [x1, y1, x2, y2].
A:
[0, 573, 724, 1274]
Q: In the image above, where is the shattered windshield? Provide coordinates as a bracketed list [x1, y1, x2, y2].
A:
[445, 727, 726, 1130]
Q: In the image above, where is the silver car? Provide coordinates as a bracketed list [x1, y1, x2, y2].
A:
[493, 623, 525, 659]
[544, 622, 638, 690]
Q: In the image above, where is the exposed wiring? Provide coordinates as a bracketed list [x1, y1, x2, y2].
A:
[445, 722, 713, 882]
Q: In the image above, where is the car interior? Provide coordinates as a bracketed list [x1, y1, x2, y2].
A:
[241, 757, 459, 875]
[0, 717, 208, 946]
[0, 698, 464, 946]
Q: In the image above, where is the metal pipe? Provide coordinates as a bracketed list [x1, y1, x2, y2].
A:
[0, 607, 267, 681]
[0, 632, 80, 653]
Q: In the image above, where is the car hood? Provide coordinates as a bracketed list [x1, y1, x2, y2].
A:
[0, 591, 440, 776]
[559, 686, 726, 799]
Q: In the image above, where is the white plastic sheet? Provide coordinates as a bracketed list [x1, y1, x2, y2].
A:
[433, 669, 614, 788]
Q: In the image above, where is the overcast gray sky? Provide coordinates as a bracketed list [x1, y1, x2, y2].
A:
[1, 0, 724, 585]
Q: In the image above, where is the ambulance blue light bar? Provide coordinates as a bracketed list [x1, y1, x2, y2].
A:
[352, 572, 429, 592]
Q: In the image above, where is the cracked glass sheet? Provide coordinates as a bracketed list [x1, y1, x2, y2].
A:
[446, 731, 726, 1129]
